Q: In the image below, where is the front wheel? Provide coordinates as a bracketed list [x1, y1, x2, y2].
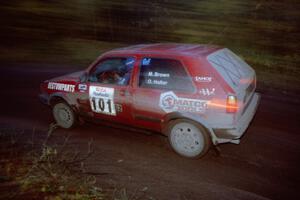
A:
[167, 119, 211, 158]
[52, 102, 76, 129]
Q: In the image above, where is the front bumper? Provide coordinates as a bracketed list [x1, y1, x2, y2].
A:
[213, 92, 260, 143]
[38, 93, 49, 105]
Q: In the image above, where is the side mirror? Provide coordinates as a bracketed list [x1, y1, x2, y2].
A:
[80, 72, 88, 83]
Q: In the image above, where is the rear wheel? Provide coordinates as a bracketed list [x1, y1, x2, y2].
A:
[52, 102, 76, 129]
[167, 119, 211, 158]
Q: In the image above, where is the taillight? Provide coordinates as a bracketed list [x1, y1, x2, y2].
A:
[226, 95, 238, 113]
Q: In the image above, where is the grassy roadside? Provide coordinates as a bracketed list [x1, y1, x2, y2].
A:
[0, 0, 299, 95]
[0, 124, 152, 200]
[0, 39, 126, 68]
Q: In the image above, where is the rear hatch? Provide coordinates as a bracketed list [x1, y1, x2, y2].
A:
[207, 48, 256, 117]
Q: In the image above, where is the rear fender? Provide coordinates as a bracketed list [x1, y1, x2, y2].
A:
[162, 112, 218, 145]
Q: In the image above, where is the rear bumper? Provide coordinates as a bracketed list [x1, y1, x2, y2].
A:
[234, 92, 260, 138]
[213, 93, 260, 143]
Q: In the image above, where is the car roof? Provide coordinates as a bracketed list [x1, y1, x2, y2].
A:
[106, 43, 222, 58]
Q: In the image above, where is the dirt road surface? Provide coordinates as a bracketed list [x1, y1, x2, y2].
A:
[0, 64, 299, 200]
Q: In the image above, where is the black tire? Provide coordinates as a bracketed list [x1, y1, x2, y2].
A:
[167, 119, 211, 158]
[52, 102, 76, 129]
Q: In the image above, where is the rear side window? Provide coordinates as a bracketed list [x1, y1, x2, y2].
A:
[207, 48, 253, 90]
[139, 58, 194, 92]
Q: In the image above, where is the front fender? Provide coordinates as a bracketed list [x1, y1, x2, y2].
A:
[48, 92, 76, 107]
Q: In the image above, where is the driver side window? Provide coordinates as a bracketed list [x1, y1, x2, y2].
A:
[89, 57, 135, 86]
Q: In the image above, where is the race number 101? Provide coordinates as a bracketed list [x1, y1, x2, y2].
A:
[90, 97, 116, 115]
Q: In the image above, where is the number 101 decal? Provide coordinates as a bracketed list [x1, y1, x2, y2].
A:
[89, 86, 116, 115]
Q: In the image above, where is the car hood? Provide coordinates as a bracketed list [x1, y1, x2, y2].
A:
[48, 70, 85, 83]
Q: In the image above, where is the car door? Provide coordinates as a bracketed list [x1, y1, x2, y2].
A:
[86, 56, 136, 125]
[132, 57, 196, 132]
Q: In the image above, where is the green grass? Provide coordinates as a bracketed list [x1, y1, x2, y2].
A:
[0, 124, 152, 200]
[0, 0, 299, 92]
[0, 39, 125, 67]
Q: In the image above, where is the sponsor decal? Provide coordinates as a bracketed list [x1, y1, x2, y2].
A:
[199, 88, 215, 96]
[159, 91, 208, 113]
[48, 82, 75, 92]
[115, 103, 123, 113]
[78, 84, 87, 91]
[195, 76, 212, 82]
[142, 58, 151, 65]
[89, 86, 116, 116]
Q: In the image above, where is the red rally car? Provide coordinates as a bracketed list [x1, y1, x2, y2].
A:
[39, 43, 260, 158]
